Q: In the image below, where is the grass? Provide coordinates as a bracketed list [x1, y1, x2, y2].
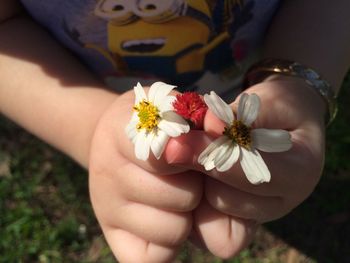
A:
[0, 75, 349, 262]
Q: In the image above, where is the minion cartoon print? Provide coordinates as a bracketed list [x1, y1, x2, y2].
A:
[66, 0, 254, 87]
[20, 0, 280, 94]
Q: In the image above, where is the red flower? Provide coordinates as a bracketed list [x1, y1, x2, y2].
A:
[173, 92, 208, 129]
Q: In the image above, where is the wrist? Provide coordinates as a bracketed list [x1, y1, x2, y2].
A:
[243, 74, 327, 130]
[243, 58, 337, 126]
[72, 90, 119, 169]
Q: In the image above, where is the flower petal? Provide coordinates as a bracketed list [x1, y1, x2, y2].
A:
[159, 95, 176, 112]
[125, 121, 138, 143]
[240, 148, 270, 184]
[203, 146, 224, 170]
[150, 130, 169, 160]
[125, 113, 140, 143]
[158, 111, 189, 137]
[213, 140, 232, 164]
[252, 129, 292, 152]
[148, 82, 176, 107]
[134, 130, 151, 161]
[216, 144, 240, 172]
[134, 82, 147, 104]
[237, 93, 260, 126]
[198, 136, 229, 169]
[204, 91, 234, 124]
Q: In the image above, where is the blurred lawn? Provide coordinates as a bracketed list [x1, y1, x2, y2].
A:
[0, 75, 349, 263]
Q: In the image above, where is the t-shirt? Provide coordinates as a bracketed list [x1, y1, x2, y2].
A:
[20, 0, 280, 99]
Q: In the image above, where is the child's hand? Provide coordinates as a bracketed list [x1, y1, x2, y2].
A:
[88, 89, 203, 262]
[165, 76, 326, 258]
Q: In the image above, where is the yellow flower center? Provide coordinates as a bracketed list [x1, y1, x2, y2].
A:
[224, 120, 252, 149]
[133, 100, 160, 132]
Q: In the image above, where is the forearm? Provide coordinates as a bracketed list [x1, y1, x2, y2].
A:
[0, 16, 118, 168]
[263, 0, 350, 93]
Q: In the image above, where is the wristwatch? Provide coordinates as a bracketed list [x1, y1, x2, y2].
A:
[243, 58, 338, 125]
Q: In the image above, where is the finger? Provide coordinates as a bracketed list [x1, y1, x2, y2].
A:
[204, 177, 287, 222]
[194, 198, 257, 259]
[103, 227, 179, 263]
[164, 118, 319, 199]
[116, 161, 203, 212]
[164, 130, 283, 196]
[91, 109, 203, 213]
[90, 169, 192, 247]
[111, 202, 192, 247]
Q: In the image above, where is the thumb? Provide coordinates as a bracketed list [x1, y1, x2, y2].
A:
[164, 110, 226, 166]
[164, 131, 210, 166]
[203, 108, 227, 137]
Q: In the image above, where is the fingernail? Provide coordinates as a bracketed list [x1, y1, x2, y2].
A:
[165, 138, 193, 164]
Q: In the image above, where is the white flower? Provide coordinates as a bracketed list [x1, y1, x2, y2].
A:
[198, 91, 292, 184]
[125, 82, 190, 161]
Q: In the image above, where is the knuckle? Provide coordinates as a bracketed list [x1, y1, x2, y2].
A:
[205, 186, 263, 221]
[165, 214, 192, 246]
[176, 187, 202, 212]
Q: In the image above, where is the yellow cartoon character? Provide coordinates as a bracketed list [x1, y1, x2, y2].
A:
[83, 0, 245, 84]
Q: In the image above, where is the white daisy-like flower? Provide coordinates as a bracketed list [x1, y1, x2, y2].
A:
[125, 82, 190, 161]
[198, 91, 292, 184]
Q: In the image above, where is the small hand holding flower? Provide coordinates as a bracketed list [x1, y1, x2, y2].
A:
[164, 77, 326, 258]
[117, 77, 324, 258]
[89, 82, 202, 262]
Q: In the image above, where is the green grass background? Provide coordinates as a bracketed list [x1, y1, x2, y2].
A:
[1, 76, 349, 263]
